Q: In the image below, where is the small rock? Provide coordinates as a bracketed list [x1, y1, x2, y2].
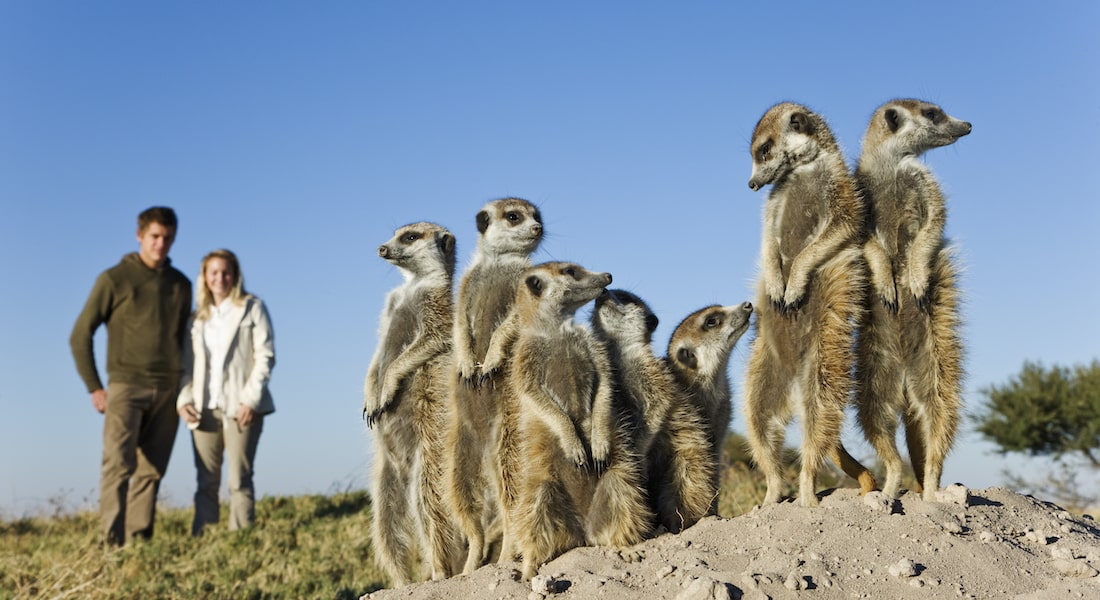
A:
[1051, 545, 1077, 560]
[1052, 559, 1099, 578]
[940, 519, 964, 534]
[527, 592, 545, 600]
[741, 573, 758, 589]
[863, 491, 895, 513]
[936, 484, 971, 506]
[656, 565, 677, 580]
[910, 578, 927, 588]
[888, 558, 918, 578]
[979, 531, 996, 543]
[675, 577, 733, 600]
[783, 574, 806, 590]
[1025, 529, 1051, 545]
[531, 574, 558, 594]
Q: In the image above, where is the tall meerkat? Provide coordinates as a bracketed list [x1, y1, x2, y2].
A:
[854, 99, 970, 501]
[743, 102, 878, 507]
[488, 262, 650, 580]
[446, 197, 543, 574]
[590, 289, 715, 532]
[363, 222, 463, 586]
[665, 302, 753, 512]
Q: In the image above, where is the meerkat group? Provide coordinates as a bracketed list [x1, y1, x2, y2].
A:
[363, 98, 970, 586]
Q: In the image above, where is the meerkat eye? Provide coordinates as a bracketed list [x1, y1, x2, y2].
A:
[562, 267, 577, 277]
[756, 141, 772, 162]
[703, 315, 721, 330]
[402, 232, 421, 243]
[922, 109, 943, 123]
[505, 211, 521, 223]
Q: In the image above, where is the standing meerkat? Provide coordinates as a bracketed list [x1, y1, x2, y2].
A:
[490, 262, 649, 581]
[742, 102, 878, 507]
[363, 222, 463, 586]
[446, 197, 543, 574]
[854, 98, 970, 501]
[665, 302, 753, 514]
[590, 289, 716, 532]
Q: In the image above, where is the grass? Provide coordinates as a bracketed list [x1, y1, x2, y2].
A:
[0, 433, 901, 599]
[0, 491, 385, 600]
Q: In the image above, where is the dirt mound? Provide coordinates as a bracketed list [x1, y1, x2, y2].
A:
[363, 486, 1100, 599]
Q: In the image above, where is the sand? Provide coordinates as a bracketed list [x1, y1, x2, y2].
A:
[362, 485, 1100, 600]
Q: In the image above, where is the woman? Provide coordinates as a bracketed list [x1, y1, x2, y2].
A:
[177, 249, 275, 535]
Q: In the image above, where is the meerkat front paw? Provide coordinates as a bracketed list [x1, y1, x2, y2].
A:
[563, 438, 590, 471]
[455, 356, 479, 386]
[871, 272, 899, 313]
[765, 277, 786, 312]
[908, 266, 932, 312]
[589, 435, 611, 474]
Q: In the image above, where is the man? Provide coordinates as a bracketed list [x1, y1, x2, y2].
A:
[70, 206, 192, 545]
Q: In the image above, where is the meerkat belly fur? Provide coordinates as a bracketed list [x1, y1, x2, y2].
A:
[489, 263, 650, 580]
[446, 197, 543, 573]
[591, 289, 717, 532]
[743, 102, 878, 507]
[854, 99, 970, 500]
[364, 222, 463, 586]
[665, 302, 753, 515]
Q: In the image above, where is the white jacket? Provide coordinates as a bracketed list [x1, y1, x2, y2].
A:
[177, 295, 276, 419]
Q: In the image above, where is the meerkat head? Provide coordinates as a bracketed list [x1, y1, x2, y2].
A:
[475, 197, 544, 255]
[518, 261, 612, 322]
[863, 99, 972, 159]
[667, 302, 753, 379]
[748, 102, 839, 191]
[591, 288, 659, 347]
[378, 221, 456, 280]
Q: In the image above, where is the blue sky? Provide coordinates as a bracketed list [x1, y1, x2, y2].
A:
[2, 1, 1098, 516]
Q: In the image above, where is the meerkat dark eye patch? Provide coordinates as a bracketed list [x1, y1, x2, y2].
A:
[756, 140, 772, 162]
[525, 275, 544, 297]
[703, 314, 722, 330]
[402, 232, 422, 243]
[505, 211, 521, 223]
[476, 210, 491, 234]
[885, 108, 901, 132]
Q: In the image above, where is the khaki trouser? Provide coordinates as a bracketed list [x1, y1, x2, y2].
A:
[100, 381, 180, 545]
[190, 407, 264, 535]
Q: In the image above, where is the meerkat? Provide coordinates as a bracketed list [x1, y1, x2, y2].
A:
[488, 262, 650, 580]
[664, 302, 753, 512]
[854, 99, 970, 500]
[446, 197, 543, 573]
[363, 222, 464, 586]
[742, 102, 878, 507]
[590, 289, 715, 532]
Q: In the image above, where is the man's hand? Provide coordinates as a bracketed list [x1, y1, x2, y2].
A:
[91, 389, 107, 414]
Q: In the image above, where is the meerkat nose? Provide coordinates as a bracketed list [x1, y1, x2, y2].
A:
[741, 301, 753, 313]
[378, 245, 389, 258]
[749, 180, 761, 191]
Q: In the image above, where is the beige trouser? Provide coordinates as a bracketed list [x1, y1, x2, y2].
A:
[189, 407, 264, 535]
[100, 381, 180, 545]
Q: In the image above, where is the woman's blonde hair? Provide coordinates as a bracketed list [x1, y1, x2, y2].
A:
[195, 249, 249, 321]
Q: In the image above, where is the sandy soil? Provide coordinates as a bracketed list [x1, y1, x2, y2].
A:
[362, 485, 1100, 600]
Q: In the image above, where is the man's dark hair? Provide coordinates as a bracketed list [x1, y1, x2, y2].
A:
[137, 206, 178, 232]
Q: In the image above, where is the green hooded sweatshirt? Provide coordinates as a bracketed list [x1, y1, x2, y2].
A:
[70, 252, 193, 392]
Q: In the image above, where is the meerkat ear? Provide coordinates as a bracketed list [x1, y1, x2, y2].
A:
[676, 346, 698, 370]
[437, 232, 455, 256]
[789, 112, 814, 135]
[525, 274, 544, 297]
[645, 314, 659, 334]
[885, 108, 901, 133]
[476, 210, 491, 234]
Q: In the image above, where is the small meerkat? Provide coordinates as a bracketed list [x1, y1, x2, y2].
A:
[743, 102, 878, 507]
[854, 98, 970, 500]
[445, 197, 543, 573]
[492, 262, 649, 580]
[364, 222, 463, 586]
[590, 289, 715, 532]
[665, 302, 753, 512]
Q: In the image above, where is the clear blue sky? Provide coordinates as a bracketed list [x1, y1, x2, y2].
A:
[2, 1, 1098, 516]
